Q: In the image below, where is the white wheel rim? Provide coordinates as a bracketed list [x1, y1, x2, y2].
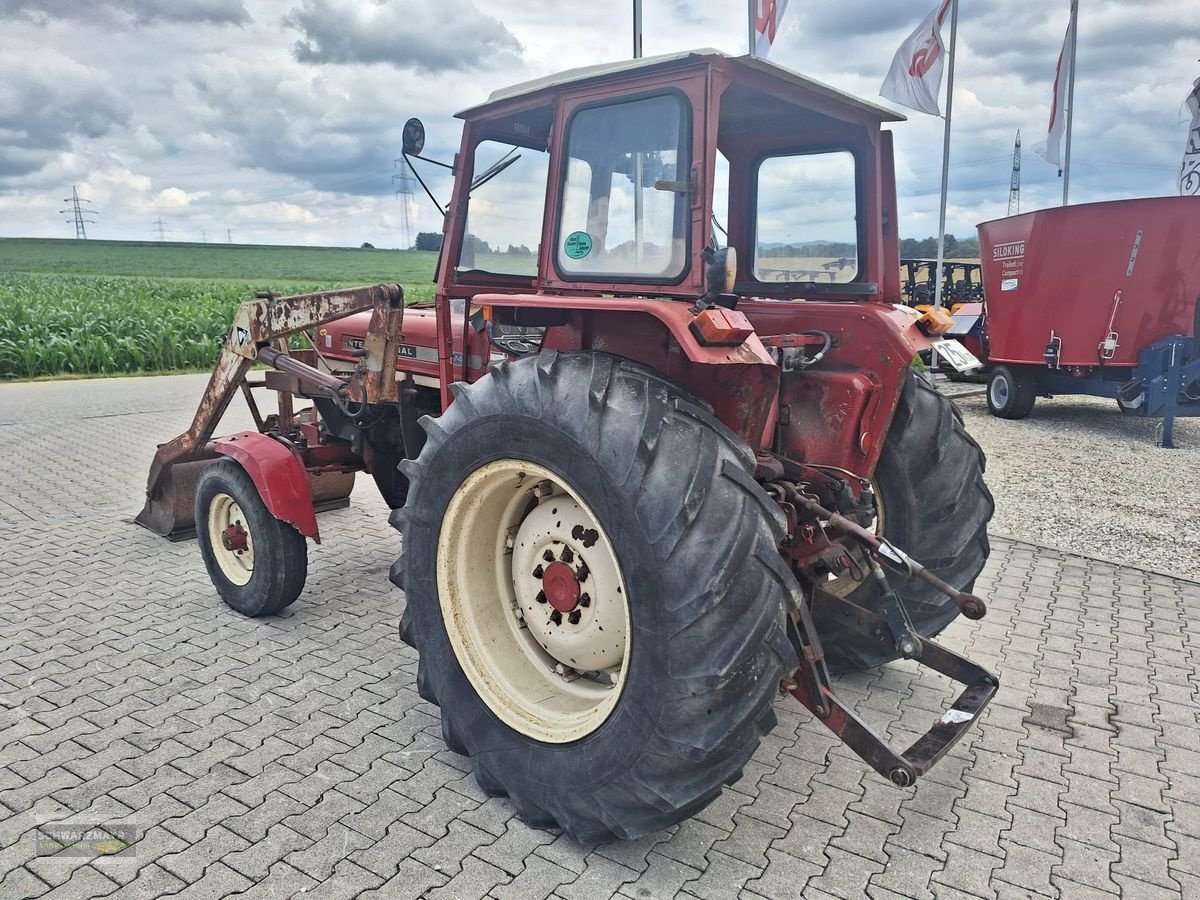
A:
[436, 460, 631, 743]
[208, 493, 255, 586]
[990, 374, 1010, 408]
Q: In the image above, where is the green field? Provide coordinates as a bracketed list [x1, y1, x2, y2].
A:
[0, 239, 439, 379]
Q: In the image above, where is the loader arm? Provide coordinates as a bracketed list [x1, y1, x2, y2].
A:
[136, 283, 405, 538]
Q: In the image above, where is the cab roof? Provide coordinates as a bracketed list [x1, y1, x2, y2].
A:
[455, 49, 906, 124]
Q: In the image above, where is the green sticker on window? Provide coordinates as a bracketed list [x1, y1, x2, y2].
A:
[564, 231, 593, 260]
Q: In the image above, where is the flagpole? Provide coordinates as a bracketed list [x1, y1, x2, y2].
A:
[933, 0, 959, 311]
[1061, 0, 1078, 205]
[748, 0, 757, 56]
[633, 0, 643, 58]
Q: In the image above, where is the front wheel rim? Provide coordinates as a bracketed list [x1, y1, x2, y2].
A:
[208, 493, 255, 586]
[436, 459, 631, 744]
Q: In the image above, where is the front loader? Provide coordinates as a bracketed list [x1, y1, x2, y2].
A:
[139, 49, 998, 842]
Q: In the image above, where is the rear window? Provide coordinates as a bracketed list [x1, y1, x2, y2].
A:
[755, 150, 860, 284]
[556, 93, 691, 281]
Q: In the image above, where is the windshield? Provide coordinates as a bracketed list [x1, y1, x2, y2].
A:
[458, 140, 549, 277]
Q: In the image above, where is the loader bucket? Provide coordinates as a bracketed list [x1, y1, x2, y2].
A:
[134, 456, 217, 542]
[135, 456, 357, 542]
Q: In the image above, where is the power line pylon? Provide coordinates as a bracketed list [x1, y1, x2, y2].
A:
[1007, 130, 1022, 216]
[60, 185, 96, 239]
[392, 169, 415, 249]
[227, 228, 233, 244]
[154, 217, 169, 242]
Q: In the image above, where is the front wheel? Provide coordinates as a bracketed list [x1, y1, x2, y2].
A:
[195, 458, 307, 616]
[392, 352, 798, 842]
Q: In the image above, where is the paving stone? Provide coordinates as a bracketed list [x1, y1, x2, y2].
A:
[677, 847, 762, 900]
[932, 843, 1003, 899]
[349, 820, 437, 880]
[358, 856, 449, 900]
[425, 854, 510, 900]
[491, 853, 577, 900]
[557, 855, 640, 900]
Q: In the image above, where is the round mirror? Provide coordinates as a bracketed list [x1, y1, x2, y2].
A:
[402, 118, 425, 156]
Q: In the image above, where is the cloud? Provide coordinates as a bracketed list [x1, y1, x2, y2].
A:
[284, 0, 522, 72]
[0, 0, 251, 27]
[0, 51, 129, 180]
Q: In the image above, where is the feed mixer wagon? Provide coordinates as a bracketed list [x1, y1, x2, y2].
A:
[976, 197, 1200, 446]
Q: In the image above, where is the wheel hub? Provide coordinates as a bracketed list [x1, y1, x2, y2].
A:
[542, 561, 581, 612]
[221, 523, 249, 552]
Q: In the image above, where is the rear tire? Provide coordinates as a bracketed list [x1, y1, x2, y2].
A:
[987, 365, 1037, 419]
[392, 351, 798, 842]
[819, 370, 994, 673]
[195, 458, 307, 617]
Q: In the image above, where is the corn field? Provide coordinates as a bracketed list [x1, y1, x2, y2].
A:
[0, 274, 257, 379]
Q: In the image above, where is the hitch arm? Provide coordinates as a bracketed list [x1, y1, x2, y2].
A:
[785, 623, 998, 786]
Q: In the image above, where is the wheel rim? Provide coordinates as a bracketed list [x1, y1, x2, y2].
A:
[436, 459, 631, 743]
[207, 493, 255, 586]
[989, 373, 1010, 409]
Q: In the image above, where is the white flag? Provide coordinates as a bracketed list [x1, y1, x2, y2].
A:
[1035, 1, 1077, 168]
[754, 0, 789, 59]
[880, 0, 953, 116]
[1181, 77, 1200, 196]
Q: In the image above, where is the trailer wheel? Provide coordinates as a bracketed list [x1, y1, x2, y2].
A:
[986, 365, 1037, 419]
[819, 370, 994, 673]
[195, 458, 307, 617]
[392, 352, 797, 842]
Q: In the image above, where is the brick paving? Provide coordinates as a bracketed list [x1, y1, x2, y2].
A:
[2, 373, 1198, 899]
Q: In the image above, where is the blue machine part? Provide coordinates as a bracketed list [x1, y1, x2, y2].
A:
[1034, 335, 1199, 448]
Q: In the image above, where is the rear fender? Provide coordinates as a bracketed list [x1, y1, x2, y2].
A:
[481, 294, 779, 445]
[213, 431, 321, 542]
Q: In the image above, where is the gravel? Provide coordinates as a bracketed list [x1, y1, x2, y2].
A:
[942, 384, 1199, 582]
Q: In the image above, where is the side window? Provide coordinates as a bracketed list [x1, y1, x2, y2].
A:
[556, 93, 690, 281]
[755, 150, 860, 284]
[458, 140, 550, 277]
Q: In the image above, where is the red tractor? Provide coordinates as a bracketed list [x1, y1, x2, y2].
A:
[139, 50, 996, 842]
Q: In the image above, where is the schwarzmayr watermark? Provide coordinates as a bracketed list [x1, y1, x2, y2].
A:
[37, 824, 137, 857]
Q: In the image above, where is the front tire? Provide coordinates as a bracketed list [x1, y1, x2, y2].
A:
[195, 458, 307, 616]
[392, 352, 798, 842]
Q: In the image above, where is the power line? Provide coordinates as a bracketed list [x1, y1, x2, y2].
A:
[1008, 130, 1022, 216]
[392, 170, 415, 250]
[59, 185, 96, 239]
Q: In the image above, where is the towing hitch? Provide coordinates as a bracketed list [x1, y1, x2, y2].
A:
[783, 495, 999, 787]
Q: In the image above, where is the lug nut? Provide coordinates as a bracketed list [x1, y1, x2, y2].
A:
[536, 590, 547, 604]
[560, 547, 574, 564]
[567, 610, 581, 625]
[550, 610, 563, 625]
[579, 593, 591, 608]
[532, 565, 544, 579]
[542, 549, 555, 563]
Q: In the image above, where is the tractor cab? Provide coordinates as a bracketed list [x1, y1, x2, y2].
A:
[425, 49, 904, 306]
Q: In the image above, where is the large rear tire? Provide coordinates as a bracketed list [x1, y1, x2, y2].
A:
[818, 371, 993, 673]
[391, 352, 798, 842]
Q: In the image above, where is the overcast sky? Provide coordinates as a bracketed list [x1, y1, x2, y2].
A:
[0, 0, 1196, 248]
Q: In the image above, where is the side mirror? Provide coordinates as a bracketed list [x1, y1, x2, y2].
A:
[704, 246, 738, 296]
[402, 118, 425, 156]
